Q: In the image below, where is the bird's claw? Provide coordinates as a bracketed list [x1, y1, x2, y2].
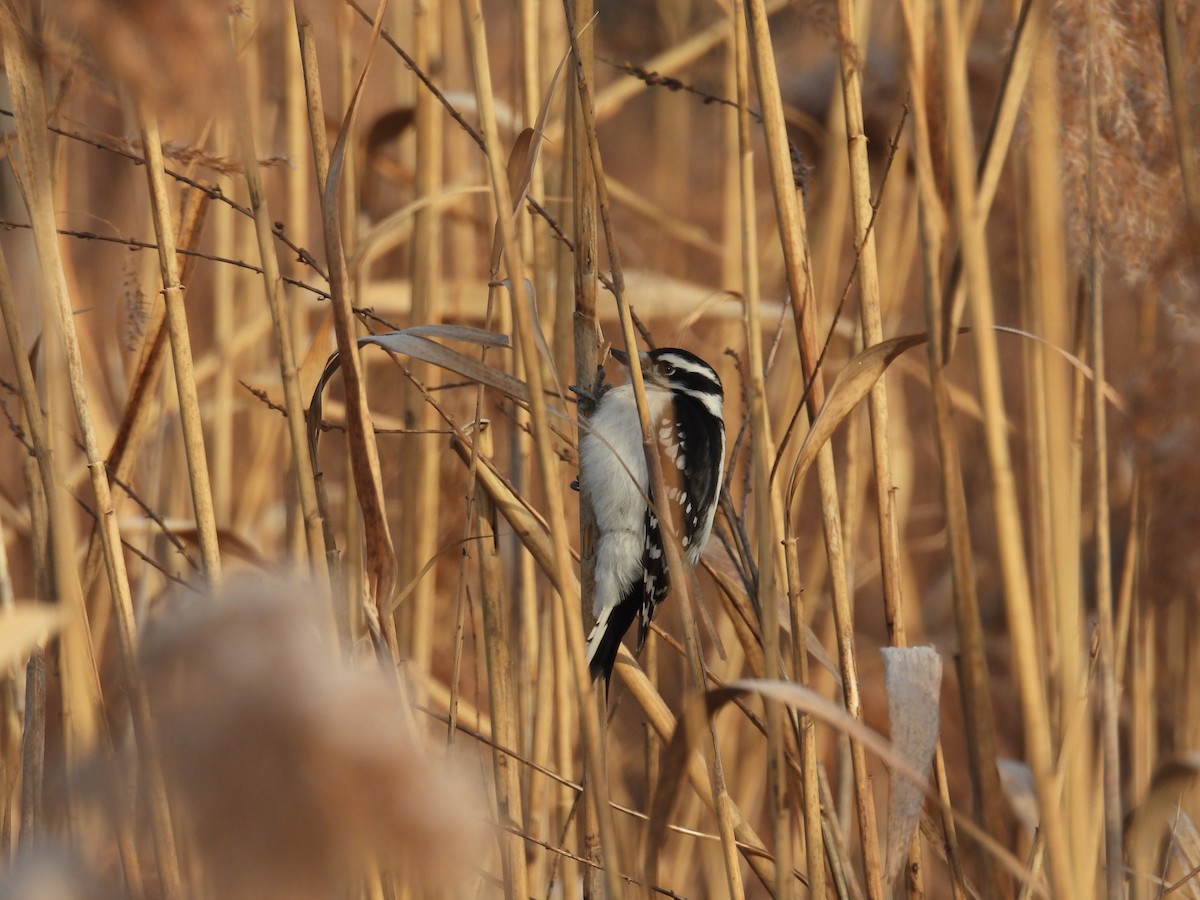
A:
[569, 365, 610, 415]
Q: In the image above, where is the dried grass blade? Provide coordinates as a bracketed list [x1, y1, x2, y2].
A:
[785, 332, 931, 505]
[307, 328, 530, 464]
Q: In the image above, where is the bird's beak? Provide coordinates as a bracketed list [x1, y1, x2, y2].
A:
[610, 348, 650, 370]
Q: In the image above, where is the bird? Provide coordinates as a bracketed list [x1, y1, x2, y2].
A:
[573, 347, 726, 684]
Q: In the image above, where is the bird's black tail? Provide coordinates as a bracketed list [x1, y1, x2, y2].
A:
[585, 596, 639, 686]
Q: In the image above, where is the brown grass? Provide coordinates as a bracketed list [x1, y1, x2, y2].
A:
[1, 0, 1199, 897]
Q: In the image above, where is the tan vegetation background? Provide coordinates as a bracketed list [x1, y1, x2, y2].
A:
[1, 0, 1199, 897]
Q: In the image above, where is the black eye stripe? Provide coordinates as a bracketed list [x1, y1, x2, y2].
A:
[670, 370, 723, 397]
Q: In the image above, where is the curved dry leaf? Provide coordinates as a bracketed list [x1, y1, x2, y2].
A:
[306, 328, 529, 468]
[881, 646, 943, 884]
[785, 332, 930, 505]
[0, 604, 65, 669]
[1127, 753, 1200, 882]
[358, 332, 529, 403]
[398, 324, 511, 347]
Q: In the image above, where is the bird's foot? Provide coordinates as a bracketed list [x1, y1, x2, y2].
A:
[569, 365, 610, 415]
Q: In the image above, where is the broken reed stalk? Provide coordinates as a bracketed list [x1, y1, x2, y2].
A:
[231, 13, 331, 591]
[457, 2, 624, 897]
[936, 0, 1075, 895]
[742, 0, 884, 893]
[136, 108, 222, 585]
[1, 17, 184, 898]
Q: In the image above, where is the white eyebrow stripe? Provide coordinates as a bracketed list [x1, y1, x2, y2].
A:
[659, 355, 718, 381]
[679, 387, 723, 419]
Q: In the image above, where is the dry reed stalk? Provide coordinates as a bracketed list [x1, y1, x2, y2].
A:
[136, 109, 222, 584]
[831, 0, 904, 647]
[729, 0, 792, 895]
[1083, 4, 1122, 893]
[514, 0, 543, 748]
[1161, 0, 1199, 216]
[898, 1, 1008, 893]
[211, 157, 235, 527]
[280, 3, 314, 564]
[458, 4, 623, 898]
[229, 12, 331, 593]
[1023, 26, 1090, 892]
[404, 0, 445, 683]
[936, 0, 1075, 896]
[469, 423, 530, 900]
[20, 372, 107, 809]
[561, 6, 598, 892]
[742, 0, 884, 894]
[1, 17, 183, 897]
[831, 1, 926, 888]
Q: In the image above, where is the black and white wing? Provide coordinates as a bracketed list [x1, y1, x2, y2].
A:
[635, 394, 726, 650]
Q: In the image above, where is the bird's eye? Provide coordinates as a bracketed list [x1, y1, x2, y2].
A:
[659, 362, 676, 377]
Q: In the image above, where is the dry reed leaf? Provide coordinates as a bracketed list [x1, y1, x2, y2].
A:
[783, 332, 930, 500]
[880, 646, 943, 885]
[0, 604, 64, 669]
[307, 327, 529, 466]
[139, 577, 484, 898]
[1126, 754, 1200, 884]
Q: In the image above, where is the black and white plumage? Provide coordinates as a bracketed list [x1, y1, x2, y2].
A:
[577, 347, 726, 683]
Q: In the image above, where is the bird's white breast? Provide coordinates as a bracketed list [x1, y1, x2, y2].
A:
[579, 384, 671, 529]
